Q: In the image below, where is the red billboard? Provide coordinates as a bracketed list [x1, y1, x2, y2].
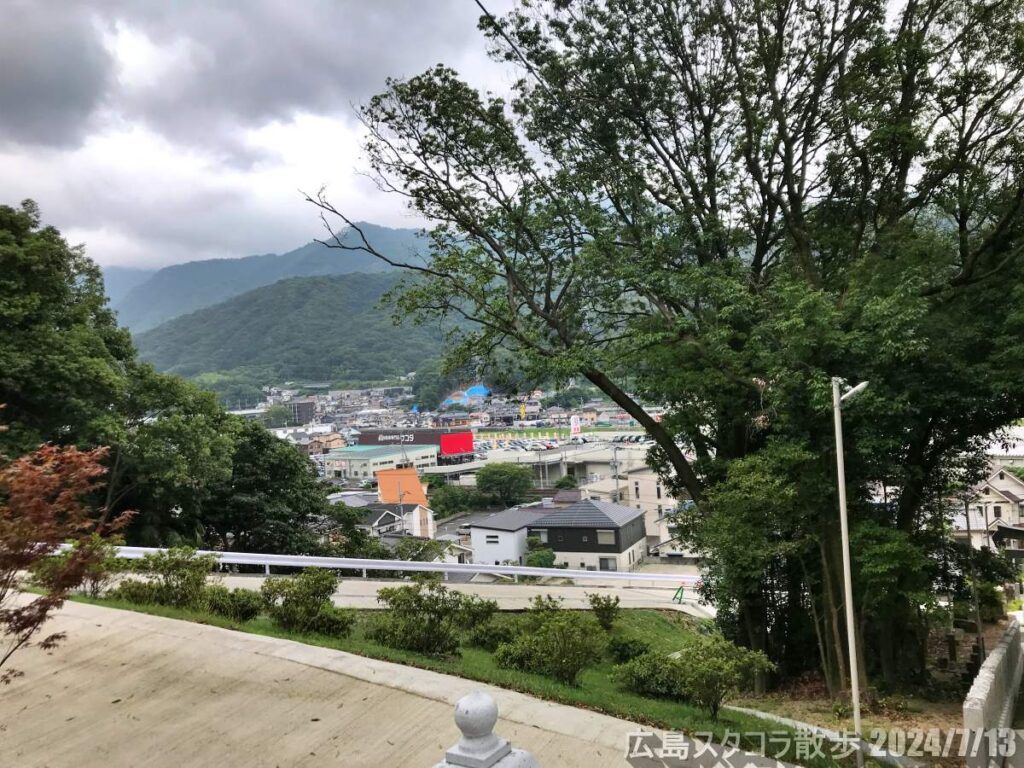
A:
[440, 431, 474, 456]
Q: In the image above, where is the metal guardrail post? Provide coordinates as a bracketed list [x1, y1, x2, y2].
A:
[433, 691, 540, 768]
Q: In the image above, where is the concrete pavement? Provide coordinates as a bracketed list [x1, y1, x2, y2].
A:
[0, 600, 767, 768]
[215, 574, 715, 618]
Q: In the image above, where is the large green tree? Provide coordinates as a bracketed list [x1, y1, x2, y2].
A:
[202, 421, 332, 554]
[0, 200, 136, 455]
[0, 201, 347, 557]
[476, 463, 535, 506]
[310, 0, 1024, 692]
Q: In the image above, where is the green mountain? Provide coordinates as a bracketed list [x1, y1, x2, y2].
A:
[134, 273, 443, 384]
[113, 223, 423, 331]
[101, 265, 157, 305]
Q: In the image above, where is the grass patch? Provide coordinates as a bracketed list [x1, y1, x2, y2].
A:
[68, 593, 861, 767]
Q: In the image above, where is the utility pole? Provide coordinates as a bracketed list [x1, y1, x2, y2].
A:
[612, 445, 620, 503]
[832, 377, 868, 768]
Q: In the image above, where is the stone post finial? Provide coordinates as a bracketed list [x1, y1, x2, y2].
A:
[434, 691, 541, 768]
[445, 691, 511, 767]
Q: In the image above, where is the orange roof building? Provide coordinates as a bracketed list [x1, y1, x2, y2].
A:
[375, 467, 429, 506]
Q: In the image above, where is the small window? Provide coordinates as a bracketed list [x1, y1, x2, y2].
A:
[994, 505, 1002, 519]
[557, 534, 563, 542]
[582, 536, 588, 543]
[597, 530, 615, 546]
[1000, 471, 1005, 480]
[485, 535, 499, 544]
[656, 485, 662, 499]
[580, 562, 585, 568]
[534, 529, 548, 544]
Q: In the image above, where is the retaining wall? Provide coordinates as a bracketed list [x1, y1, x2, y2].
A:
[963, 619, 1022, 768]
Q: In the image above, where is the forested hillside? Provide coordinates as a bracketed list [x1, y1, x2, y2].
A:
[113, 223, 423, 331]
[134, 272, 444, 384]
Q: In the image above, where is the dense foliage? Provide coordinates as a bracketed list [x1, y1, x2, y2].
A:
[475, 463, 535, 506]
[0, 201, 375, 560]
[369, 581, 497, 656]
[261, 568, 353, 636]
[113, 548, 217, 609]
[310, 0, 1024, 694]
[135, 273, 445, 384]
[494, 611, 605, 685]
[428, 484, 495, 517]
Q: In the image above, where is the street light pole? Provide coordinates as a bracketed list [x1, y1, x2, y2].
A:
[832, 377, 867, 767]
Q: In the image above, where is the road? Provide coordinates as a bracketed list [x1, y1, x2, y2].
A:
[216, 574, 714, 618]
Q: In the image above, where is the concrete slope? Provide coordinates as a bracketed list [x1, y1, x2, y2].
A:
[0, 600, 643, 767]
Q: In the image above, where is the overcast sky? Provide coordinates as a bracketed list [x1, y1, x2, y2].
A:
[0, 1, 513, 268]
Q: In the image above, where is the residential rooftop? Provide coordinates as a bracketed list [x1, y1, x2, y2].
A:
[530, 499, 644, 529]
[469, 507, 551, 532]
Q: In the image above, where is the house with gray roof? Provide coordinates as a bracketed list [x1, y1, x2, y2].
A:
[468, 507, 550, 565]
[527, 499, 646, 572]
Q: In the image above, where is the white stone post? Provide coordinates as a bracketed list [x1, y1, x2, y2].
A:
[434, 691, 541, 768]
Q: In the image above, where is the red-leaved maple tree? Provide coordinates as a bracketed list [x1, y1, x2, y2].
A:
[0, 444, 132, 683]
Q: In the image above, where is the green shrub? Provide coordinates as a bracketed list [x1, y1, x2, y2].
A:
[32, 535, 125, 598]
[524, 548, 556, 568]
[368, 581, 487, 656]
[261, 568, 339, 632]
[613, 651, 689, 698]
[494, 637, 539, 670]
[465, 617, 519, 651]
[587, 592, 621, 631]
[494, 612, 604, 685]
[608, 636, 651, 663]
[460, 594, 499, 626]
[673, 634, 775, 719]
[110, 578, 164, 605]
[135, 547, 217, 608]
[522, 594, 563, 630]
[205, 585, 263, 623]
[311, 605, 356, 637]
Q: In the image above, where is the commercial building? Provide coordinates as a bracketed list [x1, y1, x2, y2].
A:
[286, 397, 317, 424]
[323, 444, 438, 481]
[356, 428, 475, 465]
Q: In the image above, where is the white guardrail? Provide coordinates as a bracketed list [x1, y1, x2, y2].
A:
[110, 546, 701, 585]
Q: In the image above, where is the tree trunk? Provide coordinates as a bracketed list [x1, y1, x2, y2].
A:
[584, 368, 704, 502]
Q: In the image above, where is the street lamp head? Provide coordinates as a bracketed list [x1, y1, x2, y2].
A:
[841, 381, 869, 402]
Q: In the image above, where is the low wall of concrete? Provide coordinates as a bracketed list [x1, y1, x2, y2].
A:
[963, 619, 1022, 768]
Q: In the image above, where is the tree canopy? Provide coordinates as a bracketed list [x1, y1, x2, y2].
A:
[476, 463, 535, 507]
[310, 0, 1024, 692]
[0, 201, 359, 559]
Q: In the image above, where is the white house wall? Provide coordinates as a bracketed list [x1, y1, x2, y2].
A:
[470, 527, 528, 565]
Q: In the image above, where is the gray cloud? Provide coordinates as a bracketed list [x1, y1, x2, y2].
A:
[0, 0, 515, 267]
[97, 0, 497, 157]
[0, 3, 114, 146]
